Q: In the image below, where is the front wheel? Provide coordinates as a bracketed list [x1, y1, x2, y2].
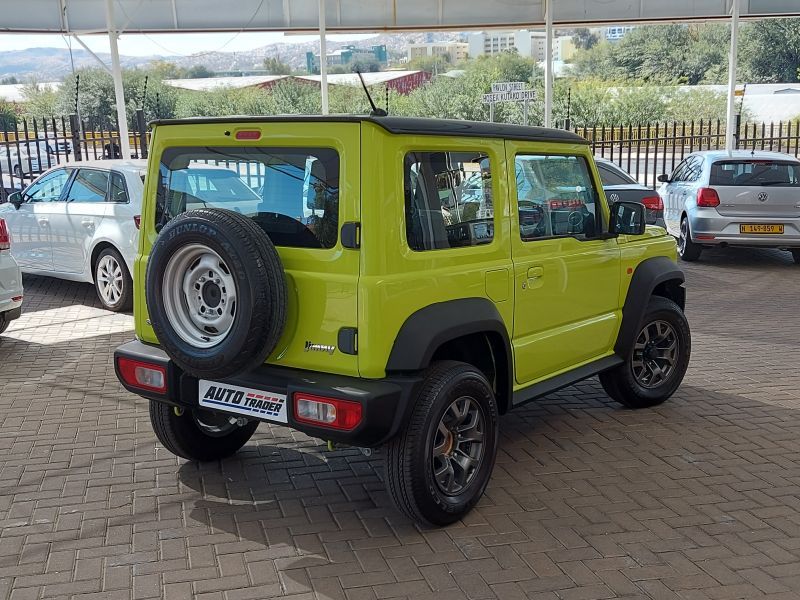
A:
[384, 361, 499, 526]
[149, 400, 259, 461]
[600, 296, 691, 409]
[95, 247, 133, 312]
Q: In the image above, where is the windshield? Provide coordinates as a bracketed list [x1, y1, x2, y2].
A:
[710, 160, 800, 187]
[157, 146, 340, 249]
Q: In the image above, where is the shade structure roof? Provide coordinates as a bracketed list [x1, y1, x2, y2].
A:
[3, 0, 800, 35]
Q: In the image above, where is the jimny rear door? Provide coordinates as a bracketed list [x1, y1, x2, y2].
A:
[137, 121, 361, 377]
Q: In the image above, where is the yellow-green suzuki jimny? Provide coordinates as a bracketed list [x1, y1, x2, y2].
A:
[115, 115, 689, 526]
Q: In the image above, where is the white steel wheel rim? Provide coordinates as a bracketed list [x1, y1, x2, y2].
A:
[97, 255, 124, 306]
[162, 244, 238, 349]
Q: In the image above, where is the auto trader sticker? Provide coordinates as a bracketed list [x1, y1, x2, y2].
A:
[198, 380, 288, 423]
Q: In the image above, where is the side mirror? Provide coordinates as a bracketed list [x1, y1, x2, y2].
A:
[610, 201, 646, 236]
[657, 174, 670, 183]
[7, 192, 23, 209]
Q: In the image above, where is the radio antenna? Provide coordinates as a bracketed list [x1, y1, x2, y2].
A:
[356, 70, 387, 117]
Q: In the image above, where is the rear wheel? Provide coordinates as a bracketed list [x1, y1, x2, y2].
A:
[600, 296, 690, 409]
[791, 249, 800, 265]
[94, 247, 133, 312]
[0, 315, 9, 335]
[384, 361, 499, 526]
[149, 400, 259, 461]
[677, 217, 702, 262]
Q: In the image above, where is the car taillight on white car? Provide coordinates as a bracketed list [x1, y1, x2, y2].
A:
[697, 188, 721, 208]
[0, 218, 10, 251]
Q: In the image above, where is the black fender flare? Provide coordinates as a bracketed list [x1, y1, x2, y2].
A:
[386, 298, 512, 387]
[615, 256, 685, 359]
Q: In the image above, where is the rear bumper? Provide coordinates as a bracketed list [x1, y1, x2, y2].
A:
[689, 211, 800, 248]
[114, 340, 421, 447]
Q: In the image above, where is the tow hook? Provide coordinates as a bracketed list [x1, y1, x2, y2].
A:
[326, 440, 373, 457]
[228, 416, 248, 427]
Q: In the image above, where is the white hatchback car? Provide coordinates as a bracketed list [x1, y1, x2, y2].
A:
[0, 217, 23, 334]
[659, 151, 800, 263]
[0, 160, 146, 311]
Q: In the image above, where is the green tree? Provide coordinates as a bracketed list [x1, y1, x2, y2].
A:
[407, 54, 451, 74]
[0, 101, 17, 131]
[263, 57, 292, 75]
[572, 28, 599, 51]
[740, 18, 800, 82]
[21, 82, 59, 119]
[186, 65, 214, 79]
[57, 68, 178, 125]
[0, 76, 19, 85]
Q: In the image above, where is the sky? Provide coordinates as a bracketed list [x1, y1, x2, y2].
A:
[0, 32, 378, 57]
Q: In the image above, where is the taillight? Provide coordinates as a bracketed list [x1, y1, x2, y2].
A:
[117, 357, 167, 393]
[133, 215, 141, 229]
[697, 187, 720, 208]
[293, 393, 362, 431]
[642, 195, 663, 211]
[0, 218, 10, 251]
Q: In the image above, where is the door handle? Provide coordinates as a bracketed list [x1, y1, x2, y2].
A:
[527, 266, 544, 279]
[523, 266, 544, 289]
[37, 217, 48, 226]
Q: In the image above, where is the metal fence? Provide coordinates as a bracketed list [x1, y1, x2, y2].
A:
[0, 110, 148, 201]
[572, 116, 800, 189]
[3, 112, 800, 201]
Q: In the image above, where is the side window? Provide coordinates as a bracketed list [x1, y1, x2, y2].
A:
[108, 172, 129, 203]
[683, 157, 702, 182]
[671, 160, 688, 182]
[515, 154, 599, 241]
[65, 169, 110, 203]
[404, 151, 494, 251]
[23, 168, 71, 202]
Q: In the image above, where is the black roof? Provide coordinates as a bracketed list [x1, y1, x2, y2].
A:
[150, 115, 588, 145]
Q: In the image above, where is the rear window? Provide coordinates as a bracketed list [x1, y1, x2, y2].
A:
[597, 163, 637, 186]
[710, 160, 800, 187]
[156, 146, 340, 249]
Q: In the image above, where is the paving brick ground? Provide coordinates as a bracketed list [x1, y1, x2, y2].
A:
[0, 246, 799, 600]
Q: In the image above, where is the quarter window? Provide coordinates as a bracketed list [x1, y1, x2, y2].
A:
[404, 151, 494, 251]
[515, 154, 600, 241]
[66, 170, 110, 203]
[108, 172, 130, 203]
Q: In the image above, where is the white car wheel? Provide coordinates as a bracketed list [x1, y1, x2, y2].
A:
[95, 248, 133, 312]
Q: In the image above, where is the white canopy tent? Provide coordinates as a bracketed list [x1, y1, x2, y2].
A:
[3, 0, 800, 157]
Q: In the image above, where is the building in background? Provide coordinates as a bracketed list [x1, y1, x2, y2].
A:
[306, 44, 388, 74]
[407, 41, 469, 63]
[600, 26, 635, 41]
[467, 31, 575, 62]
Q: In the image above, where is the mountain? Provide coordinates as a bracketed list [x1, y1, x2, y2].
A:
[167, 32, 464, 73]
[0, 47, 158, 81]
[0, 32, 464, 81]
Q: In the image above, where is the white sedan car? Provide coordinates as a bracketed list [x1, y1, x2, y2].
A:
[0, 217, 23, 334]
[658, 150, 800, 263]
[0, 160, 146, 311]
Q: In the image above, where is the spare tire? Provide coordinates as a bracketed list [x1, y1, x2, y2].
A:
[145, 208, 287, 380]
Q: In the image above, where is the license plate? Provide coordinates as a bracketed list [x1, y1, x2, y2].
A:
[740, 224, 784, 234]
[198, 380, 288, 423]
